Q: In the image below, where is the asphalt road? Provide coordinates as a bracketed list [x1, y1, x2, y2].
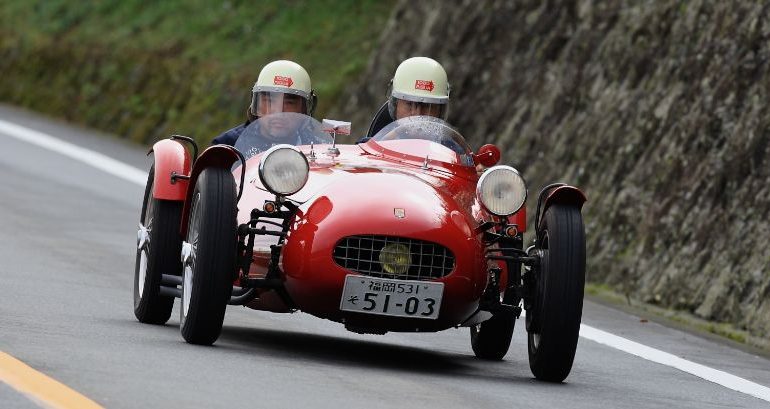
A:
[1, 104, 769, 409]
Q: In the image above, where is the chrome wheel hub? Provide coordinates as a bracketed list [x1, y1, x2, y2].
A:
[181, 241, 194, 317]
[137, 222, 150, 298]
[137, 224, 150, 250]
[181, 193, 200, 319]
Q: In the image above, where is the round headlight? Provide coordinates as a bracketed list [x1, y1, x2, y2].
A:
[258, 144, 310, 196]
[476, 165, 527, 216]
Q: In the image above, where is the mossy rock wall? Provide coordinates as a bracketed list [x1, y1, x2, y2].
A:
[337, 0, 770, 340]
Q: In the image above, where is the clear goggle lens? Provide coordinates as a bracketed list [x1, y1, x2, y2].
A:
[392, 97, 447, 119]
[253, 92, 306, 116]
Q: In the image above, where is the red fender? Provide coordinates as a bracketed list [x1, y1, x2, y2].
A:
[544, 185, 586, 210]
[149, 139, 191, 201]
[180, 145, 241, 237]
[539, 185, 587, 230]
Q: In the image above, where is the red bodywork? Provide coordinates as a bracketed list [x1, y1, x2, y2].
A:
[149, 139, 191, 201]
[234, 139, 526, 332]
[153, 137, 528, 333]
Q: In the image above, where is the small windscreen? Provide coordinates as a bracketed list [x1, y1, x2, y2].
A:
[369, 116, 474, 166]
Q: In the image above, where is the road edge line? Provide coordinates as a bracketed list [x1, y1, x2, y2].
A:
[0, 351, 103, 409]
[0, 119, 147, 186]
[580, 324, 770, 403]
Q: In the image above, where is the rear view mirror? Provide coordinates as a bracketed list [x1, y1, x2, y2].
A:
[473, 144, 501, 167]
[322, 119, 351, 135]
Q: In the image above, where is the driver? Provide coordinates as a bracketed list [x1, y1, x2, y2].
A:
[360, 56, 451, 142]
[212, 60, 317, 146]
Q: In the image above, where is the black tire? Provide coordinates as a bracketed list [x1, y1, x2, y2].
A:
[134, 166, 183, 324]
[179, 167, 237, 345]
[471, 235, 523, 360]
[470, 311, 515, 360]
[527, 204, 585, 382]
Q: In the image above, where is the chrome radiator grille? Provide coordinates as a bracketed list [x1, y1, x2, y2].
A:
[333, 235, 455, 280]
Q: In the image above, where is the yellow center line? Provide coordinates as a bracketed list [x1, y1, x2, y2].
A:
[0, 351, 103, 409]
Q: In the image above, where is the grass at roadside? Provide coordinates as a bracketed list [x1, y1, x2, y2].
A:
[0, 0, 394, 145]
[585, 283, 770, 356]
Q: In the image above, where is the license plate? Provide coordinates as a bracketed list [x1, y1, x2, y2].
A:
[339, 275, 444, 319]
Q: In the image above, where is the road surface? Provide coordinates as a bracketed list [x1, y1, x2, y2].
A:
[0, 104, 768, 408]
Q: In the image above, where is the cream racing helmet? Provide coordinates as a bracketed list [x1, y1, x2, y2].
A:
[388, 57, 450, 120]
[249, 60, 317, 119]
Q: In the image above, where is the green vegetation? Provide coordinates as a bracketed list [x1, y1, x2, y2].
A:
[585, 283, 627, 304]
[0, 0, 394, 145]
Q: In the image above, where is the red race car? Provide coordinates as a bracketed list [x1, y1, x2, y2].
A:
[134, 113, 586, 382]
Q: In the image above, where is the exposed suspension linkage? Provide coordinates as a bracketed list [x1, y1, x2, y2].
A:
[477, 216, 540, 318]
[159, 202, 299, 305]
[233, 199, 299, 308]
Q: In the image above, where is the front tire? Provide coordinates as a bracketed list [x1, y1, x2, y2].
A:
[134, 166, 182, 324]
[527, 204, 585, 382]
[180, 167, 238, 345]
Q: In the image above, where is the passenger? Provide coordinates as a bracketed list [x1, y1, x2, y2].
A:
[361, 56, 451, 141]
[212, 60, 317, 146]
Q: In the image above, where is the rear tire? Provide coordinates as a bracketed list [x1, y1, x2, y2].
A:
[527, 204, 585, 382]
[134, 166, 182, 324]
[180, 167, 238, 345]
[471, 236, 522, 360]
[470, 310, 515, 360]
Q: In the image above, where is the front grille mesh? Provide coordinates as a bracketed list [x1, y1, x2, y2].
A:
[333, 235, 455, 280]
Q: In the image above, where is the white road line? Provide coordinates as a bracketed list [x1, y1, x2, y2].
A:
[1, 117, 769, 403]
[580, 325, 770, 403]
[0, 119, 148, 186]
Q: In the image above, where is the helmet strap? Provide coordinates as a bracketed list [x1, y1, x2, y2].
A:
[386, 78, 395, 118]
[308, 90, 317, 117]
[246, 105, 258, 122]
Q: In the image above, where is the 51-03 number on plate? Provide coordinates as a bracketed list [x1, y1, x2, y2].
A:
[339, 275, 444, 319]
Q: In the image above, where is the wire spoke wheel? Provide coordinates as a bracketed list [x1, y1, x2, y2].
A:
[182, 193, 201, 319]
[134, 165, 182, 324]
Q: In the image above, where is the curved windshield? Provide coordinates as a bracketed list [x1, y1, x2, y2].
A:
[369, 116, 474, 167]
[234, 112, 334, 160]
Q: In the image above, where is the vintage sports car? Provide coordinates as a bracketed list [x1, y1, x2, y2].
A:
[134, 113, 586, 382]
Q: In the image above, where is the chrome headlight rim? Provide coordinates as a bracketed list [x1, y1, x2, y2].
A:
[476, 165, 528, 216]
[257, 144, 310, 196]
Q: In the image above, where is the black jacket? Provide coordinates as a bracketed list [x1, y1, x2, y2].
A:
[357, 101, 393, 144]
[211, 122, 249, 146]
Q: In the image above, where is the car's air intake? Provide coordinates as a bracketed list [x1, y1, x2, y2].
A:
[333, 235, 455, 280]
